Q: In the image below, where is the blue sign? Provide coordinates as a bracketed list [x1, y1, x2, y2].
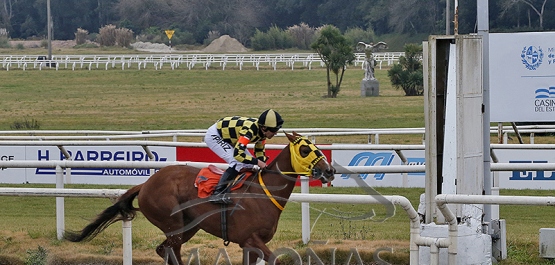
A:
[340, 152, 394, 180]
[509, 160, 555, 181]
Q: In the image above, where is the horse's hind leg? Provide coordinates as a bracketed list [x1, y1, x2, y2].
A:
[241, 234, 280, 265]
[156, 228, 200, 265]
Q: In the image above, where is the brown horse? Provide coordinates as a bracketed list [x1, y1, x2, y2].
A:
[64, 132, 335, 264]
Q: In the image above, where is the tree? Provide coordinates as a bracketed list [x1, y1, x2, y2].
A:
[385, 0, 443, 35]
[0, 0, 17, 34]
[311, 25, 355, 98]
[387, 43, 423, 96]
[500, 0, 548, 29]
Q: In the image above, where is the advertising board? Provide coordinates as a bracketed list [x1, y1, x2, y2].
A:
[489, 32, 555, 122]
[331, 147, 425, 188]
[1, 145, 554, 190]
[0, 146, 175, 184]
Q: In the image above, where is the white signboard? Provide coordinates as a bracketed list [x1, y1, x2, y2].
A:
[0, 146, 175, 185]
[2, 144, 554, 190]
[492, 149, 555, 189]
[331, 146, 555, 190]
[0, 146, 27, 183]
[489, 32, 555, 122]
[332, 148, 425, 188]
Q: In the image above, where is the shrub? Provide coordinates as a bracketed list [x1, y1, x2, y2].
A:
[24, 246, 47, 265]
[136, 26, 163, 43]
[251, 29, 272, 50]
[15, 43, 24, 50]
[287, 23, 316, 50]
[250, 26, 293, 51]
[10, 118, 40, 130]
[97, 25, 133, 47]
[88, 32, 98, 42]
[97, 24, 117, 46]
[266, 25, 293, 50]
[387, 43, 424, 96]
[115, 27, 133, 47]
[0, 36, 10, 48]
[164, 29, 195, 46]
[75, 28, 89, 45]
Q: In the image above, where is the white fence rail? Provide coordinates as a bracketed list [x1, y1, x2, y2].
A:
[434, 194, 555, 265]
[0, 187, 418, 265]
[0, 52, 404, 71]
[0, 125, 553, 144]
[2, 187, 555, 264]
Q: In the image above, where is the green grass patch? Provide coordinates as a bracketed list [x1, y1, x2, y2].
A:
[0, 67, 417, 131]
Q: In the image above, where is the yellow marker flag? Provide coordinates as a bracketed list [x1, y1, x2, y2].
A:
[165, 30, 175, 40]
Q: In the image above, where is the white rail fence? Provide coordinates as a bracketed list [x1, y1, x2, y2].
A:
[1, 134, 555, 264]
[0, 52, 404, 71]
[2, 185, 555, 264]
[0, 187, 418, 265]
[0, 125, 553, 144]
[434, 194, 555, 265]
[0, 128, 553, 263]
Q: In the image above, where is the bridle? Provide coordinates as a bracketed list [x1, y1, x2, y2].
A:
[258, 136, 327, 211]
[282, 136, 325, 176]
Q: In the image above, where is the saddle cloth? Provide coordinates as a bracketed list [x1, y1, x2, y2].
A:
[194, 164, 251, 198]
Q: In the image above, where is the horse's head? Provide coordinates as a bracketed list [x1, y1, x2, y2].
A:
[286, 131, 335, 183]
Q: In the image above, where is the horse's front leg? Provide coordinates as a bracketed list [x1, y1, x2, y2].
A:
[240, 234, 280, 265]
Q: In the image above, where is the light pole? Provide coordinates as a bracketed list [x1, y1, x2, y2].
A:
[47, 0, 52, 60]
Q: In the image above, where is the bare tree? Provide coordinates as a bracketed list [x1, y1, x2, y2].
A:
[500, 0, 548, 29]
[0, 0, 17, 33]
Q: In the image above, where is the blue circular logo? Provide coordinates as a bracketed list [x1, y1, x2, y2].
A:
[521, 46, 543, 70]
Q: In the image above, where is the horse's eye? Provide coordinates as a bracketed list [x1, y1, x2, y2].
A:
[300, 145, 311, 157]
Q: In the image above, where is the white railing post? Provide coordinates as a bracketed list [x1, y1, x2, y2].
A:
[300, 176, 310, 244]
[55, 165, 65, 240]
[122, 220, 132, 265]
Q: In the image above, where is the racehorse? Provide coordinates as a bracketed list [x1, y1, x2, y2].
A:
[64, 132, 336, 265]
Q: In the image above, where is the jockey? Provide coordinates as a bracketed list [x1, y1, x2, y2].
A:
[204, 109, 284, 204]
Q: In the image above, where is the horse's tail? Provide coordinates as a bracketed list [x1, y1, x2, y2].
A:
[64, 184, 143, 242]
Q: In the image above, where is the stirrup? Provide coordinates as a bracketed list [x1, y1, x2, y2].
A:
[209, 193, 233, 204]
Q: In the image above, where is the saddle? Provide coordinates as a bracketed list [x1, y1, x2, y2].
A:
[194, 165, 251, 198]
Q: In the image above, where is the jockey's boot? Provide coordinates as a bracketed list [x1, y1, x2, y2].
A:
[208, 167, 238, 204]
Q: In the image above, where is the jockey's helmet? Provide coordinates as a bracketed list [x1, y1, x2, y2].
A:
[258, 109, 283, 132]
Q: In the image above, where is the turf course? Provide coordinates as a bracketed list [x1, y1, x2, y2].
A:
[0, 64, 553, 264]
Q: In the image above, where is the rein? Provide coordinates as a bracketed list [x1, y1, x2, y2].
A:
[258, 136, 324, 211]
[258, 171, 284, 211]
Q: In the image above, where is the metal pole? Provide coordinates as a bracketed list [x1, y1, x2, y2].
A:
[47, 0, 52, 60]
[477, 0, 493, 223]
